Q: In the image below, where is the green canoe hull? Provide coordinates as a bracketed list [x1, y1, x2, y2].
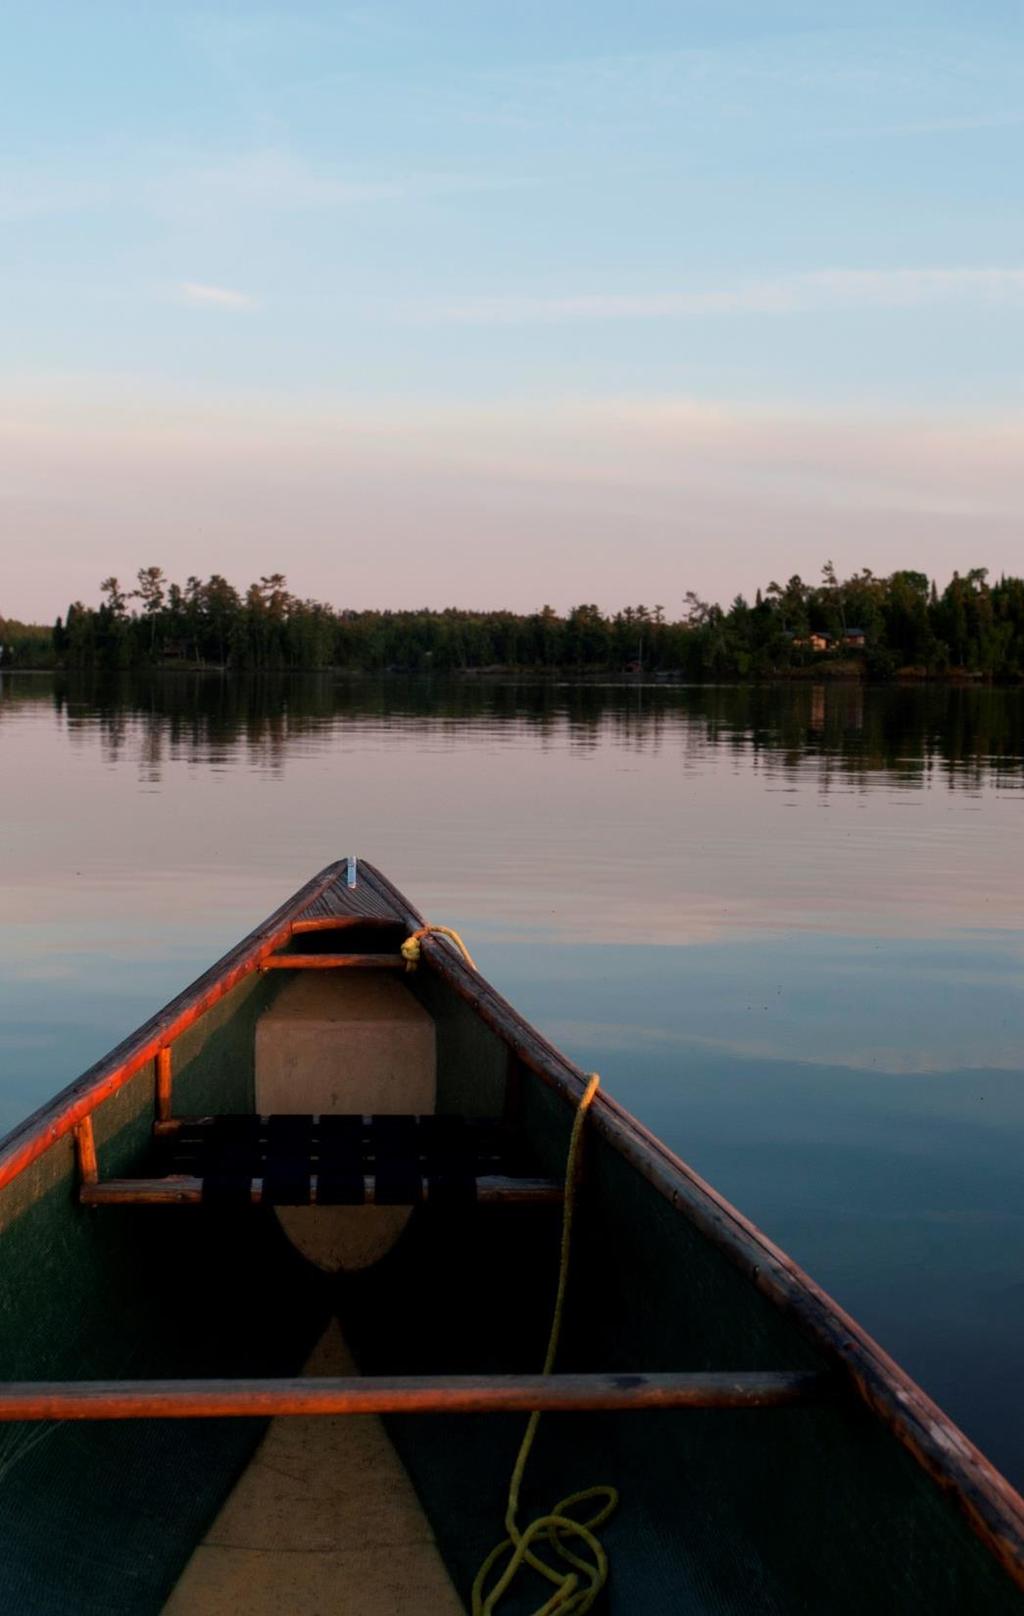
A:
[0, 862, 1020, 1614]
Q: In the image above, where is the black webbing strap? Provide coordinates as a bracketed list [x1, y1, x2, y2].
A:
[263, 1115, 313, 1206]
[419, 1115, 476, 1206]
[200, 1115, 260, 1206]
[316, 1115, 365, 1205]
[371, 1115, 422, 1204]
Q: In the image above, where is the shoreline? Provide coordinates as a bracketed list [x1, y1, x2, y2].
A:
[1, 664, 1008, 687]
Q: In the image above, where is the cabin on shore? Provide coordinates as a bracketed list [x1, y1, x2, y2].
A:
[792, 628, 868, 654]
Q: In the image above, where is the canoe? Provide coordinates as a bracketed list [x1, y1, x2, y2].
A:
[0, 858, 1022, 1615]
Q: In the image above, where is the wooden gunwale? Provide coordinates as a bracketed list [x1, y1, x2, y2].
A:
[0, 861, 384, 1199]
[357, 862, 1024, 1591]
[0, 1370, 828, 1422]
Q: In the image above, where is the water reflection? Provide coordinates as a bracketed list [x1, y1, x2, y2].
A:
[3, 672, 1023, 787]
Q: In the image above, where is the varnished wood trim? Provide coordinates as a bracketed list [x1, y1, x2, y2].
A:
[73, 1117, 98, 1185]
[0, 1369, 828, 1422]
[155, 1048, 172, 1124]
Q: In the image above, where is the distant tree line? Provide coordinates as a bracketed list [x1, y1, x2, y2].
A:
[0, 618, 53, 670]
[4, 562, 1024, 679]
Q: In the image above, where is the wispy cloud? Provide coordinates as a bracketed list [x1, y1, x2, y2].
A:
[164, 150, 404, 213]
[463, 30, 1008, 137]
[0, 168, 111, 222]
[177, 281, 260, 312]
[408, 268, 1024, 326]
[144, 148, 527, 226]
[0, 143, 518, 231]
[826, 112, 1024, 141]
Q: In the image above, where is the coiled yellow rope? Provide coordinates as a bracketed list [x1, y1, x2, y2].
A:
[401, 925, 477, 972]
[471, 1072, 618, 1616]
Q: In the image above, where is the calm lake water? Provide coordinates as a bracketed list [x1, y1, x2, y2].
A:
[2, 672, 1022, 1484]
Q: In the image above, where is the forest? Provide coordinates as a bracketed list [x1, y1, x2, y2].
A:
[3, 563, 1024, 680]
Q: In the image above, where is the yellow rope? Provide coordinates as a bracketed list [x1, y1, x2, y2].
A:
[471, 1073, 618, 1616]
[401, 925, 477, 972]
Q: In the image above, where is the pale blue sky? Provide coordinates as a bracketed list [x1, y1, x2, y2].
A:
[4, 3, 1024, 618]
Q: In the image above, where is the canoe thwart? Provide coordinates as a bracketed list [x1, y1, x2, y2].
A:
[260, 954, 407, 971]
[290, 915, 402, 934]
[80, 1173, 561, 1206]
[80, 1112, 555, 1205]
[0, 1370, 831, 1422]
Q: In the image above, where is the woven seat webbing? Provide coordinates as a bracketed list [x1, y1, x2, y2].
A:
[165, 1115, 513, 1207]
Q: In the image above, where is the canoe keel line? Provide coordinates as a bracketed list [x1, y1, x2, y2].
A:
[0, 858, 1021, 1614]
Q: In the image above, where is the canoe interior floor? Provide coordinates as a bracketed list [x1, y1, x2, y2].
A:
[162, 1321, 465, 1616]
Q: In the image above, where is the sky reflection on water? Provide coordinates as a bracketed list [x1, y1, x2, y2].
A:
[1, 672, 1022, 1483]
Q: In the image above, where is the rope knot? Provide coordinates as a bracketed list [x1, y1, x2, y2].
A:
[401, 925, 476, 973]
